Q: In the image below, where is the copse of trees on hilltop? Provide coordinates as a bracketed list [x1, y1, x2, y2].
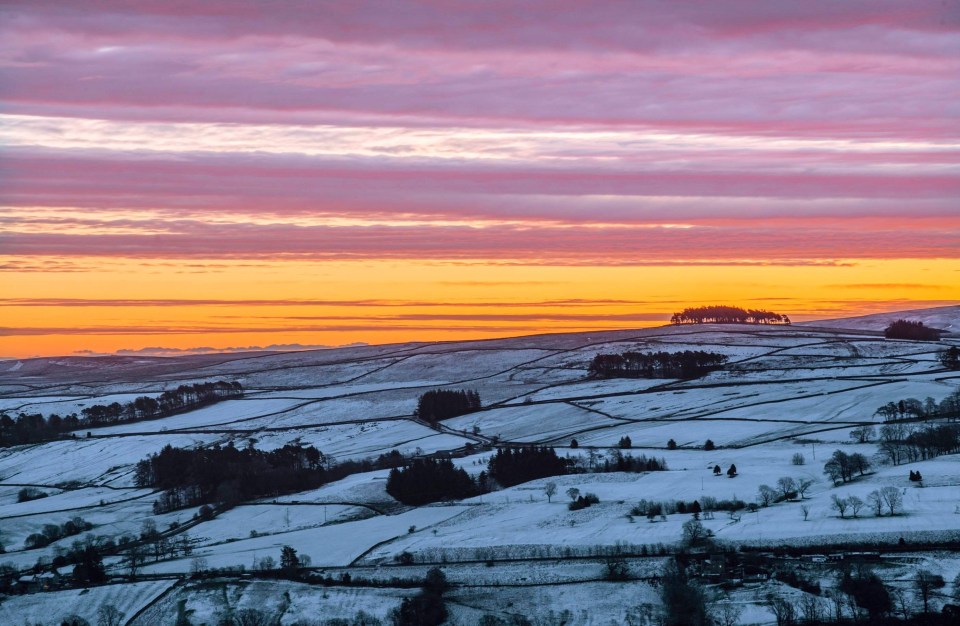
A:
[415, 389, 481, 425]
[884, 319, 943, 341]
[588, 350, 727, 379]
[0, 381, 242, 447]
[670, 305, 790, 325]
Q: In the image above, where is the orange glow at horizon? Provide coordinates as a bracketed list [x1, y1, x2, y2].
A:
[2, 258, 957, 359]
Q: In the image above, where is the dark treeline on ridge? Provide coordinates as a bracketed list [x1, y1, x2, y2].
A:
[670, 305, 790, 325]
[415, 389, 481, 424]
[884, 319, 944, 341]
[136, 442, 406, 513]
[589, 350, 727, 379]
[0, 381, 242, 447]
[385, 446, 568, 505]
[387, 446, 668, 505]
[82, 381, 243, 426]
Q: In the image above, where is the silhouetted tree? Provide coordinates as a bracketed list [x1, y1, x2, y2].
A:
[390, 568, 449, 626]
[670, 305, 790, 325]
[488, 446, 569, 487]
[589, 350, 727, 379]
[884, 319, 943, 340]
[387, 458, 477, 505]
[414, 389, 481, 424]
[0, 381, 242, 447]
[660, 560, 711, 626]
[940, 346, 960, 370]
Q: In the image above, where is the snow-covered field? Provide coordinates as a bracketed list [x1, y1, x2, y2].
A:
[1, 310, 959, 624]
[0, 580, 175, 625]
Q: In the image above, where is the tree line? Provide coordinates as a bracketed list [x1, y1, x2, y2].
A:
[0, 381, 242, 447]
[670, 305, 791, 325]
[588, 350, 727, 379]
[415, 389, 481, 425]
[884, 319, 944, 341]
[82, 381, 242, 426]
[866, 391, 960, 464]
[385, 446, 569, 505]
[24, 517, 94, 551]
[387, 446, 668, 506]
[135, 442, 407, 513]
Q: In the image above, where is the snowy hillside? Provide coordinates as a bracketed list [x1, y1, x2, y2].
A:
[1, 308, 959, 624]
[804, 304, 960, 334]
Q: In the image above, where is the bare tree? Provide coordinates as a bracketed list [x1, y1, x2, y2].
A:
[776, 477, 797, 500]
[126, 544, 146, 579]
[97, 604, 124, 626]
[715, 600, 742, 626]
[880, 486, 903, 515]
[766, 594, 796, 626]
[190, 556, 209, 575]
[257, 555, 275, 571]
[915, 570, 945, 613]
[831, 494, 849, 518]
[792, 453, 805, 466]
[826, 590, 847, 624]
[850, 453, 871, 476]
[891, 587, 912, 620]
[682, 519, 707, 547]
[848, 495, 865, 518]
[544, 481, 557, 503]
[566, 487, 580, 502]
[795, 478, 814, 499]
[850, 425, 875, 443]
[867, 490, 883, 516]
[798, 594, 824, 624]
[757, 484, 777, 507]
[801, 505, 810, 521]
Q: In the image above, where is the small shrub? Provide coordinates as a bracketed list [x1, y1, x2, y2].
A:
[17, 488, 48, 503]
[568, 493, 600, 511]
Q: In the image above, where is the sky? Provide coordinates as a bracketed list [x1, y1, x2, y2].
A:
[1, 0, 958, 358]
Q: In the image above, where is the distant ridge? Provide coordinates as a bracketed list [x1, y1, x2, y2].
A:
[803, 304, 960, 334]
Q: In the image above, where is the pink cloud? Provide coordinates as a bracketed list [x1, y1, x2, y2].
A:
[0, 0, 957, 268]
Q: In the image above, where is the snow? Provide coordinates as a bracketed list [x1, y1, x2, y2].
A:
[141, 505, 470, 573]
[85, 397, 305, 434]
[805, 304, 960, 334]
[0, 580, 175, 625]
[0, 433, 222, 486]
[130, 579, 408, 626]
